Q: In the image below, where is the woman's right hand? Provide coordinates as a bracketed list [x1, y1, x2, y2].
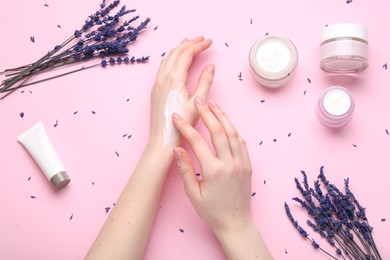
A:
[172, 97, 273, 259]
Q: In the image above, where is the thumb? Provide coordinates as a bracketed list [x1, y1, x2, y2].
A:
[173, 147, 199, 198]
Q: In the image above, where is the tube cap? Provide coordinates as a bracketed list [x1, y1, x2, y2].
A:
[321, 23, 368, 43]
[50, 171, 70, 188]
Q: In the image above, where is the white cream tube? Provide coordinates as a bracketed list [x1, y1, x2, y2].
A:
[17, 121, 70, 188]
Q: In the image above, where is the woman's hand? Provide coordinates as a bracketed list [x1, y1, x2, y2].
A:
[148, 36, 214, 148]
[172, 97, 253, 233]
[172, 97, 273, 259]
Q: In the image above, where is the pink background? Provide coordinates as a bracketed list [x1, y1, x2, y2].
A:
[1, 0, 389, 259]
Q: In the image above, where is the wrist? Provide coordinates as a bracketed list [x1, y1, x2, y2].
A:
[213, 217, 256, 243]
[213, 219, 272, 260]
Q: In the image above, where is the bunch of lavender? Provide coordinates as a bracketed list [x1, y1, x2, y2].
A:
[284, 166, 382, 259]
[0, 0, 150, 99]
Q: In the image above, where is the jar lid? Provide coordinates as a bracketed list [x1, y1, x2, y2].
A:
[249, 35, 298, 88]
[321, 23, 368, 43]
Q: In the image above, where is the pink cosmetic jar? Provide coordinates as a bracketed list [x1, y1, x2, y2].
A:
[320, 23, 368, 73]
[249, 35, 298, 88]
[317, 86, 355, 128]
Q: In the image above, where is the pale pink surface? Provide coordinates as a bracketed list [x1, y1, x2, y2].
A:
[1, 0, 390, 259]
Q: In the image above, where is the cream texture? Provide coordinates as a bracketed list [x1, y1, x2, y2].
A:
[163, 83, 185, 144]
[323, 88, 352, 116]
[256, 39, 291, 73]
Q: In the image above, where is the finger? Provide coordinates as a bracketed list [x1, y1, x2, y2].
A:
[171, 38, 212, 78]
[239, 137, 252, 170]
[173, 147, 200, 198]
[192, 64, 215, 100]
[172, 112, 215, 167]
[194, 96, 232, 160]
[208, 100, 243, 160]
[162, 36, 206, 72]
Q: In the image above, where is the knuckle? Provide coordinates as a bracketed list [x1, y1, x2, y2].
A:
[187, 130, 203, 144]
[211, 123, 225, 137]
[166, 71, 181, 84]
[226, 128, 239, 140]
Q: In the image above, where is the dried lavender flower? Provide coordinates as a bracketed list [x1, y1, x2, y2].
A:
[285, 166, 382, 259]
[1, 0, 151, 99]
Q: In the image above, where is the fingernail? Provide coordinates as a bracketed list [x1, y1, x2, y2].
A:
[194, 96, 204, 105]
[173, 148, 183, 160]
[172, 112, 182, 120]
[207, 64, 215, 74]
[208, 100, 219, 109]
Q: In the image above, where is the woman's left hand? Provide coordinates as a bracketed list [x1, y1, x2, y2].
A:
[148, 36, 214, 148]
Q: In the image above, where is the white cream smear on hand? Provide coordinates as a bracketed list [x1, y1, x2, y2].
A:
[163, 83, 185, 144]
[256, 40, 291, 73]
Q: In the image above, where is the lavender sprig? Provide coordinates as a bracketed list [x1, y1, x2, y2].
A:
[0, 0, 151, 99]
[285, 166, 382, 259]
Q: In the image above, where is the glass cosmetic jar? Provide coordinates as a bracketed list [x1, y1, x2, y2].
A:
[249, 35, 298, 88]
[317, 86, 355, 128]
[320, 23, 368, 73]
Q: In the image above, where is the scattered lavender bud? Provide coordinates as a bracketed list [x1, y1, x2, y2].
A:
[57, 25, 61, 28]
[285, 248, 288, 254]
[346, 0, 352, 3]
[381, 218, 386, 222]
[122, 134, 128, 138]
[92, 182, 95, 185]
[154, 25, 158, 30]
[44, 3, 49, 7]
[385, 129, 389, 135]
[196, 173, 201, 176]
[225, 42, 229, 47]
[31, 195, 37, 199]
[73, 111, 78, 115]
[28, 176, 31, 181]
[250, 18, 253, 24]
[91, 111, 96, 114]
[105, 207, 111, 213]
[30, 36, 35, 43]
[304, 90, 307, 96]
[288, 132, 292, 137]
[19, 112, 24, 119]
[126, 98, 130, 102]
[115, 151, 120, 157]
[238, 72, 243, 81]
[54, 119, 58, 127]
[251, 192, 256, 197]
[264, 180, 266, 185]
[259, 140, 263, 145]
[260, 100, 265, 103]
[383, 63, 388, 70]
[265, 32, 269, 36]
[179, 228, 184, 233]
[352, 144, 357, 147]
[307, 78, 312, 83]
[128, 134, 132, 139]
[69, 214, 73, 220]
[273, 138, 277, 142]
[161, 52, 166, 57]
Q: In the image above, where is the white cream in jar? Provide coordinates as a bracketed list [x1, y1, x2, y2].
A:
[249, 35, 298, 88]
[317, 86, 355, 128]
